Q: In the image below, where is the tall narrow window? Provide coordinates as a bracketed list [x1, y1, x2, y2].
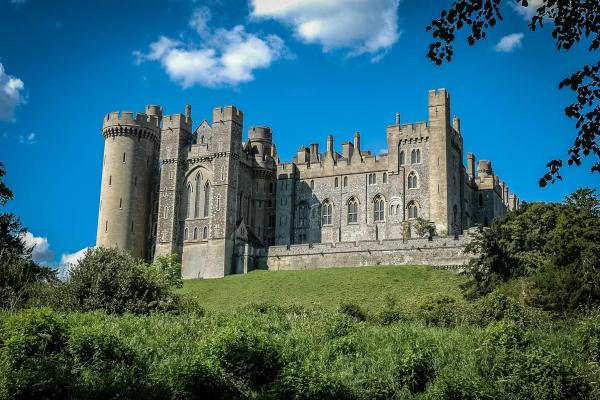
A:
[105, 220, 108, 232]
[343, 176, 348, 187]
[310, 180, 314, 190]
[131, 221, 134, 232]
[383, 173, 388, 183]
[119, 198, 122, 209]
[134, 176, 137, 187]
[321, 200, 332, 225]
[109, 175, 112, 186]
[374, 196, 385, 222]
[194, 174, 201, 218]
[408, 202, 418, 219]
[411, 149, 421, 164]
[347, 198, 358, 224]
[122, 152, 126, 163]
[335, 177, 339, 188]
[187, 183, 193, 219]
[193, 227, 198, 240]
[298, 201, 309, 227]
[399, 151, 405, 166]
[204, 182, 210, 217]
[184, 228, 188, 240]
[203, 226, 208, 239]
[408, 172, 418, 189]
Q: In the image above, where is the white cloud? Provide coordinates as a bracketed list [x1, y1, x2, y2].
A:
[510, 0, 547, 20]
[134, 7, 287, 88]
[58, 247, 91, 278]
[0, 63, 26, 122]
[494, 33, 524, 52]
[250, 0, 401, 61]
[21, 232, 55, 264]
[18, 132, 36, 145]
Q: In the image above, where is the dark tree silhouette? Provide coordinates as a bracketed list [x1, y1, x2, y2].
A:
[426, 0, 599, 186]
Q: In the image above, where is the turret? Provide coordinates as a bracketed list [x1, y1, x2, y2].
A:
[96, 107, 161, 259]
[453, 115, 461, 133]
[467, 152, 476, 178]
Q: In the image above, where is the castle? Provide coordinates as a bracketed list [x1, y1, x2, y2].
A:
[96, 89, 519, 278]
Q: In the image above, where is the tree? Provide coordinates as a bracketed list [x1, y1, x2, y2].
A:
[0, 163, 56, 310]
[414, 217, 436, 238]
[427, 0, 600, 186]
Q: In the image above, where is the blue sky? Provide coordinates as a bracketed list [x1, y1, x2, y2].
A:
[0, 0, 598, 266]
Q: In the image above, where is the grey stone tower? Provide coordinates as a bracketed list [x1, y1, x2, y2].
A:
[96, 106, 161, 258]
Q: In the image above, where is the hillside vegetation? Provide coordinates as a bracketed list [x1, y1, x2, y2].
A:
[179, 266, 466, 312]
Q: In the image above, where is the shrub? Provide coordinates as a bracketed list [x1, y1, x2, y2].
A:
[429, 371, 490, 400]
[338, 303, 368, 322]
[472, 291, 525, 326]
[67, 325, 144, 399]
[273, 362, 357, 400]
[575, 312, 600, 363]
[162, 357, 243, 400]
[0, 308, 70, 399]
[325, 315, 356, 339]
[417, 295, 461, 327]
[212, 326, 283, 389]
[396, 345, 436, 393]
[66, 247, 179, 315]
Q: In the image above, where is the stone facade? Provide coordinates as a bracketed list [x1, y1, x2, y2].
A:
[95, 89, 519, 278]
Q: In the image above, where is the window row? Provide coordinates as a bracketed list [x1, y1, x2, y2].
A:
[399, 149, 421, 165]
[186, 173, 211, 219]
[184, 226, 208, 241]
[319, 198, 420, 225]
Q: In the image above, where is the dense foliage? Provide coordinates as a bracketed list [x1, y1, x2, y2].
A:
[463, 188, 600, 312]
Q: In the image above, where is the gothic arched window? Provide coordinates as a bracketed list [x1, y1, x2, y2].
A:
[187, 183, 193, 219]
[194, 173, 201, 218]
[204, 182, 210, 217]
[203, 226, 208, 239]
[399, 150, 405, 166]
[411, 149, 421, 164]
[335, 177, 339, 188]
[347, 198, 358, 224]
[374, 195, 385, 222]
[193, 227, 198, 240]
[321, 200, 333, 225]
[408, 202, 419, 219]
[184, 228, 188, 241]
[343, 176, 348, 187]
[408, 171, 418, 189]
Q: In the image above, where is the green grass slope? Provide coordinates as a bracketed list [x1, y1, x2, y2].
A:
[179, 265, 466, 312]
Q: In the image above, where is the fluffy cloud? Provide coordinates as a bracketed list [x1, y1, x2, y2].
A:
[250, 0, 401, 60]
[134, 7, 286, 88]
[21, 232, 55, 264]
[494, 33, 524, 52]
[0, 63, 26, 122]
[59, 247, 90, 277]
[511, 0, 546, 20]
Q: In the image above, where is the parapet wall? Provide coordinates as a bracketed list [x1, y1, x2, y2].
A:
[265, 234, 474, 271]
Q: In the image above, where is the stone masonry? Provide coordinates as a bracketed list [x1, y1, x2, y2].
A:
[95, 89, 519, 278]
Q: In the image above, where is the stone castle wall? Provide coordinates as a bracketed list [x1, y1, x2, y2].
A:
[265, 234, 474, 271]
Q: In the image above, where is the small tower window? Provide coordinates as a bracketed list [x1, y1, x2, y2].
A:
[119, 198, 122, 209]
[131, 221, 134, 232]
[184, 228, 188, 241]
[310, 180, 314, 190]
[408, 202, 418, 219]
[122, 152, 126, 163]
[343, 176, 348, 187]
[334, 177, 339, 188]
[383, 173, 388, 183]
[399, 150, 405, 166]
[203, 226, 208, 239]
[193, 227, 198, 240]
[109, 175, 112, 186]
[204, 182, 211, 217]
[374, 195, 385, 222]
[105, 220, 108, 232]
[411, 149, 421, 164]
[408, 172, 418, 189]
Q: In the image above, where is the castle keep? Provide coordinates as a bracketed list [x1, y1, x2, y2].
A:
[96, 89, 519, 278]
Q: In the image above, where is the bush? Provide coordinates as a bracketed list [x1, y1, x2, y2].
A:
[338, 303, 368, 322]
[575, 311, 600, 363]
[212, 326, 283, 389]
[0, 308, 70, 399]
[65, 247, 180, 315]
[273, 362, 357, 400]
[429, 371, 490, 400]
[67, 325, 144, 399]
[396, 345, 436, 393]
[418, 295, 461, 327]
[472, 291, 525, 326]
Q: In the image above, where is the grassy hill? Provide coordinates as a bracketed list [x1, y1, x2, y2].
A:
[179, 265, 467, 312]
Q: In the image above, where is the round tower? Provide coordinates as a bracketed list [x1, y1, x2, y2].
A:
[96, 105, 162, 259]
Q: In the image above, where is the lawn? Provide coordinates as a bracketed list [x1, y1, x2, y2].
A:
[179, 265, 467, 312]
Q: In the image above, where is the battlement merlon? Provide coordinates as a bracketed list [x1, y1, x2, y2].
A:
[103, 110, 161, 131]
[162, 113, 193, 131]
[428, 88, 450, 106]
[213, 105, 243, 126]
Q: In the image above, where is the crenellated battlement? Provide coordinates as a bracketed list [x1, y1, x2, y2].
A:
[103, 111, 160, 130]
[162, 113, 192, 131]
[213, 105, 243, 125]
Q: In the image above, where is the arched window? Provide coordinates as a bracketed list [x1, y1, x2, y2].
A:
[334, 177, 339, 188]
[399, 150, 405, 166]
[193, 227, 198, 240]
[374, 195, 385, 222]
[310, 180, 314, 190]
[184, 228, 188, 241]
[321, 200, 333, 225]
[298, 201, 309, 227]
[203, 226, 208, 239]
[408, 202, 418, 219]
[187, 183, 193, 219]
[347, 198, 358, 224]
[408, 171, 418, 189]
[383, 173, 388, 183]
[194, 173, 201, 218]
[411, 149, 421, 164]
[343, 176, 348, 187]
[204, 182, 210, 217]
